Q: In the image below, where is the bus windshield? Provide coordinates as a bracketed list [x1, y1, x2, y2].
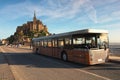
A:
[72, 33, 109, 49]
[98, 33, 109, 49]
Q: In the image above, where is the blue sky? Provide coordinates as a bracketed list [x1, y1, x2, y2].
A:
[0, 0, 120, 43]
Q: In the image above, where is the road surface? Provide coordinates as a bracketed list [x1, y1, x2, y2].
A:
[0, 46, 120, 80]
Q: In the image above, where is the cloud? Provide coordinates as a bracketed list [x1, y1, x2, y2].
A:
[98, 15, 112, 23]
[97, 10, 120, 24]
[94, 0, 120, 24]
[0, 0, 98, 23]
[42, 0, 97, 23]
[81, 0, 98, 23]
[111, 11, 120, 20]
[36, 0, 84, 18]
[0, 1, 32, 20]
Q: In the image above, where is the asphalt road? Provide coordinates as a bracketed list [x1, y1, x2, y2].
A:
[0, 46, 120, 80]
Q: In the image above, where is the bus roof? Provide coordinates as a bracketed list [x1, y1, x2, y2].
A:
[32, 29, 108, 41]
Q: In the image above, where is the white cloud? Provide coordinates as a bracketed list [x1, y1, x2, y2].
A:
[0, 0, 98, 23]
[111, 11, 120, 20]
[112, 11, 120, 16]
[81, 0, 98, 23]
[97, 10, 120, 24]
[98, 15, 112, 23]
[0, 1, 32, 20]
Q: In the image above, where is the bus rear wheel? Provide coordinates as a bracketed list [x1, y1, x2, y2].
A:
[61, 52, 68, 61]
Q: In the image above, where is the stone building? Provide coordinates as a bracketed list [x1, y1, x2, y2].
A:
[16, 12, 48, 35]
[1, 39, 8, 45]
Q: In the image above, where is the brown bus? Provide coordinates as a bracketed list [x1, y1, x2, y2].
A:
[32, 29, 109, 65]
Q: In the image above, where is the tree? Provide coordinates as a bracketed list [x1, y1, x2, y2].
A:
[7, 35, 15, 44]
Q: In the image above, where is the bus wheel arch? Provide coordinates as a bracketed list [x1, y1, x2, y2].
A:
[61, 51, 68, 61]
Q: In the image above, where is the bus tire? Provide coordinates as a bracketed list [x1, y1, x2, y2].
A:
[61, 52, 68, 61]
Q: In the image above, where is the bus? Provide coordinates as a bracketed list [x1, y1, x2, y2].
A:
[32, 29, 109, 65]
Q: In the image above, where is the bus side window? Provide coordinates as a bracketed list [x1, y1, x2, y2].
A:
[39, 40, 42, 47]
[38, 41, 40, 46]
[41, 40, 44, 47]
[73, 37, 85, 48]
[64, 38, 72, 49]
[58, 38, 64, 47]
[52, 39, 58, 47]
[65, 38, 71, 45]
[48, 40, 52, 47]
[44, 40, 48, 47]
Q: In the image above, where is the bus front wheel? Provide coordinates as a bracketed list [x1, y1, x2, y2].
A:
[61, 52, 68, 61]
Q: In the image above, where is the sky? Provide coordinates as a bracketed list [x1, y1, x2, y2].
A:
[0, 0, 120, 43]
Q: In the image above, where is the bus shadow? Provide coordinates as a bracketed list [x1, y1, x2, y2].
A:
[0, 52, 88, 68]
[0, 52, 119, 70]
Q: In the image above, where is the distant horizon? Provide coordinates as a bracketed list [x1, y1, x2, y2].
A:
[109, 42, 120, 44]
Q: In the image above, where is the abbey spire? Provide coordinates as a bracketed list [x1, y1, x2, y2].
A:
[33, 11, 37, 30]
[33, 10, 37, 22]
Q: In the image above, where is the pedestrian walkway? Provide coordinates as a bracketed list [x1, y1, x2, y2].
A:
[0, 54, 15, 80]
[18, 45, 32, 50]
[109, 56, 120, 63]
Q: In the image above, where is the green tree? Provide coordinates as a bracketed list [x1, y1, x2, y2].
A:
[38, 30, 46, 37]
[7, 35, 15, 44]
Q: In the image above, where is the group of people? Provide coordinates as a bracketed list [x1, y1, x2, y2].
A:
[6, 43, 22, 48]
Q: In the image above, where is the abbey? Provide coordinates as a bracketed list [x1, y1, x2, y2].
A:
[16, 12, 49, 37]
[10, 12, 49, 45]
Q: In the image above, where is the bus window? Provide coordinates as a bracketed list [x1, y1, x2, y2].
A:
[40, 40, 44, 47]
[65, 38, 71, 45]
[64, 38, 72, 49]
[48, 40, 52, 47]
[73, 37, 85, 48]
[44, 40, 47, 47]
[98, 33, 109, 49]
[38, 41, 40, 46]
[35, 41, 40, 46]
[53, 39, 58, 47]
[86, 37, 95, 44]
[73, 37, 85, 45]
[86, 37, 96, 47]
[41, 40, 44, 47]
[58, 38, 64, 47]
[52, 40, 55, 47]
